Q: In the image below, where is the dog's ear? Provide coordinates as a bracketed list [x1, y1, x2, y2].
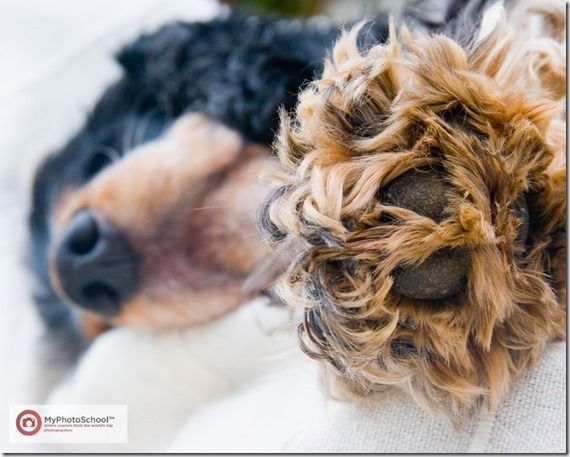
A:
[116, 22, 194, 79]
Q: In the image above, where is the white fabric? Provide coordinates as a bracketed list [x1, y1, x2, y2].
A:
[8, 298, 305, 453]
[9, 297, 566, 453]
[283, 342, 566, 453]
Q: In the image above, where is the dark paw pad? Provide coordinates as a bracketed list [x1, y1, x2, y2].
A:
[391, 247, 469, 300]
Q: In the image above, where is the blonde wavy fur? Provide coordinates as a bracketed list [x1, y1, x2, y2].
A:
[259, 0, 566, 421]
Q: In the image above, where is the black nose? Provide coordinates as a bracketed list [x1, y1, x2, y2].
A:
[54, 209, 138, 316]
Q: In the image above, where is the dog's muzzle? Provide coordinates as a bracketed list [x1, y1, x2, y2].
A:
[54, 209, 138, 316]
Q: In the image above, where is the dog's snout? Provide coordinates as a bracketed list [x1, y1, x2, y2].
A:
[54, 209, 138, 316]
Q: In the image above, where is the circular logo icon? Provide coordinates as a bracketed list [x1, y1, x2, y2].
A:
[16, 409, 42, 436]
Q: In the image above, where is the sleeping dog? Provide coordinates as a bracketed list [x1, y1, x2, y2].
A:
[28, 12, 350, 362]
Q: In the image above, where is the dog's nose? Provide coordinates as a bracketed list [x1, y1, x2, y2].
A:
[54, 209, 138, 316]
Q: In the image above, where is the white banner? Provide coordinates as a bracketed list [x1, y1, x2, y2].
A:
[9, 405, 128, 444]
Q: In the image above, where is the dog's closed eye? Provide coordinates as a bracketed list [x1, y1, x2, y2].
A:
[82, 148, 120, 180]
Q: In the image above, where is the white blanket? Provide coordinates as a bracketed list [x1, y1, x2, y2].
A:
[15, 299, 566, 453]
[44, 298, 315, 453]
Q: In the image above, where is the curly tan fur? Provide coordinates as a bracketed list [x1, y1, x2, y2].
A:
[260, 0, 566, 420]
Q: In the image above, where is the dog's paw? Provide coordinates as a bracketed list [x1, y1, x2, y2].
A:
[260, 12, 566, 419]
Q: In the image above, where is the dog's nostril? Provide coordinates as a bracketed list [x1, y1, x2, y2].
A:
[66, 210, 100, 255]
[380, 168, 450, 222]
[81, 282, 120, 314]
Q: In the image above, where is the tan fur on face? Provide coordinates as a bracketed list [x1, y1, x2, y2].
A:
[50, 113, 275, 329]
[261, 0, 566, 420]
[80, 311, 112, 340]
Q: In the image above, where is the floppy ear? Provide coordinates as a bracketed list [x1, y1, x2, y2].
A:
[116, 22, 195, 79]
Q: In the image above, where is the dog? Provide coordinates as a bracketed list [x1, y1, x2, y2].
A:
[260, 0, 566, 421]
[27, 12, 351, 363]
